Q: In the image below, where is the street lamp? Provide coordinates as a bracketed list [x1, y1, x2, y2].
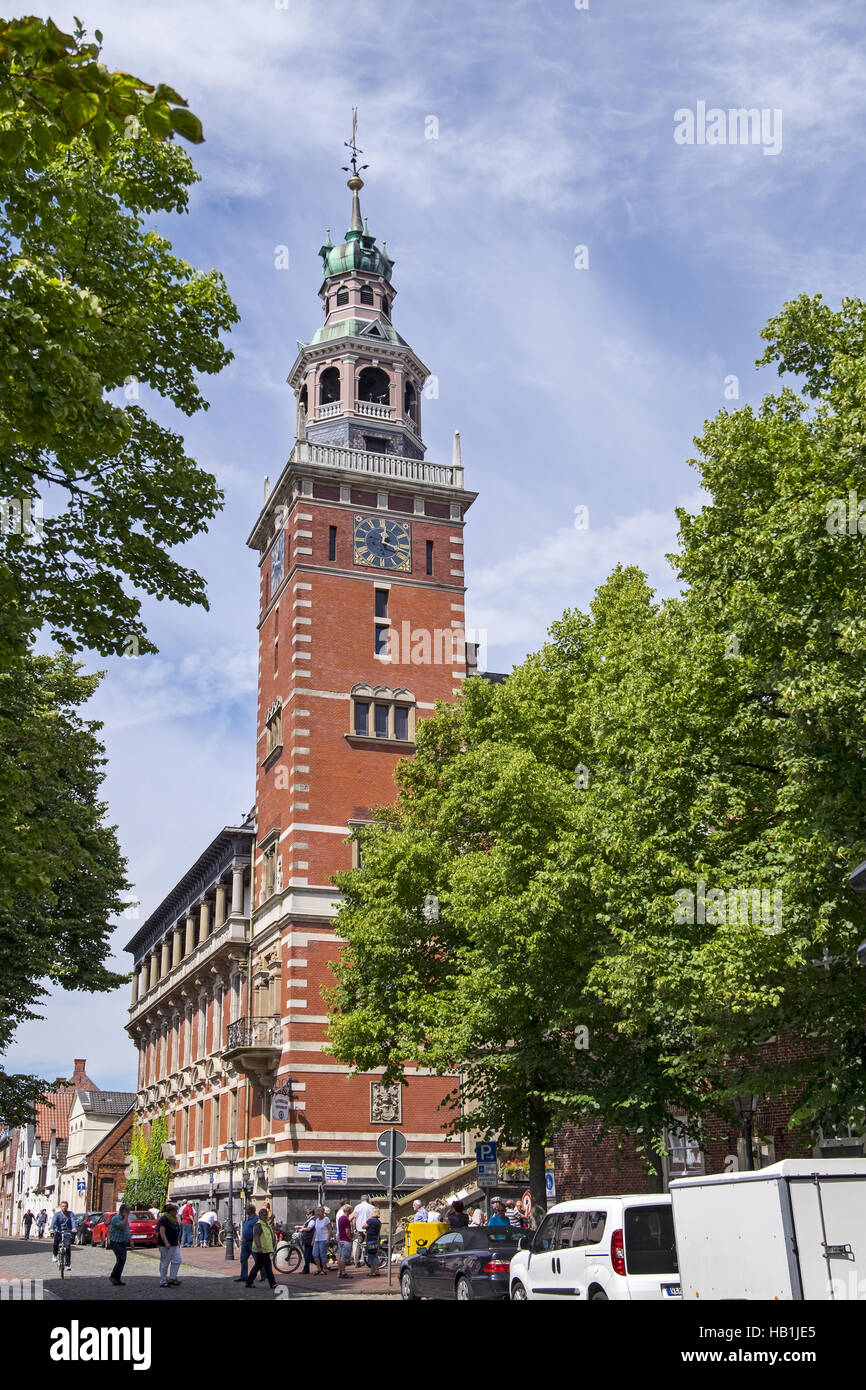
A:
[224, 1139, 239, 1261]
[733, 1092, 760, 1171]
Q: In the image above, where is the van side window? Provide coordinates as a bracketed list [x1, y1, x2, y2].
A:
[564, 1212, 586, 1246]
[584, 1210, 607, 1245]
[558, 1211, 582, 1246]
[533, 1213, 561, 1253]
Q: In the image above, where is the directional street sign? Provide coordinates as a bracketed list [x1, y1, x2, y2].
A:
[377, 1128, 406, 1158]
[376, 1158, 406, 1187]
[296, 1162, 324, 1175]
[324, 1164, 348, 1185]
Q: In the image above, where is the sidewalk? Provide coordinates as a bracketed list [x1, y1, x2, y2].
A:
[135, 1241, 400, 1297]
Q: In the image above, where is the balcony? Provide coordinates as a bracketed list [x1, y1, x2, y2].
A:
[315, 401, 341, 419]
[222, 1014, 282, 1086]
[355, 399, 393, 420]
[291, 440, 461, 488]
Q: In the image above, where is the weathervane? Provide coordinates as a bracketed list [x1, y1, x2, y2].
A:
[342, 107, 369, 181]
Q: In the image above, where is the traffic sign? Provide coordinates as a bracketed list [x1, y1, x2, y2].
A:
[376, 1158, 405, 1187]
[377, 1128, 406, 1158]
[296, 1162, 324, 1175]
[324, 1164, 348, 1185]
[476, 1140, 497, 1165]
[76, 1180, 86, 1192]
[476, 1167, 498, 1188]
[545, 1171, 556, 1201]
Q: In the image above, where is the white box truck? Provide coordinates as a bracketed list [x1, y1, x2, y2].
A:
[670, 1158, 866, 1300]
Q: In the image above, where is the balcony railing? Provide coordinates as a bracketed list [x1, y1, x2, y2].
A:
[292, 440, 461, 489]
[355, 399, 393, 419]
[315, 401, 341, 419]
[225, 1015, 281, 1051]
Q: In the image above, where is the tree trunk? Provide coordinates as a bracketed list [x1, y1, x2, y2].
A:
[528, 1138, 547, 1227]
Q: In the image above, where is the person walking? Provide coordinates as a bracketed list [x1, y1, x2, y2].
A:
[50, 1202, 78, 1265]
[447, 1200, 470, 1229]
[157, 1202, 182, 1287]
[412, 1199, 429, 1224]
[299, 1207, 316, 1274]
[505, 1199, 523, 1229]
[179, 1201, 195, 1248]
[108, 1205, 131, 1286]
[36, 1209, 47, 1240]
[244, 1208, 277, 1290]
[22, 1209, 34, 1240]
[364, 1205, 382, 1278]
[351, 1193, 373, 1268]
[311, 1205, 331, 1276]
[336, 1203, 353, 1280]
[235, 1202, 258, 1283]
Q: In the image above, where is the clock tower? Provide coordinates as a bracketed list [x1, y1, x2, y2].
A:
[242, 141, 477, 1206]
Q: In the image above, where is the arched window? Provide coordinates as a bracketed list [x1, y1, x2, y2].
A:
[318, 366, 340, 406]
[336, 288, 349, 306]
[349, 683, 416, 742]
[360, 284, 374, 305]
[404, 380, 417, 423]
[298, 383, 308, 412]
[357, 366, 390, 406]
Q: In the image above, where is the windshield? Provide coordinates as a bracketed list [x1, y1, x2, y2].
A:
[624, 1205, 677, 1275]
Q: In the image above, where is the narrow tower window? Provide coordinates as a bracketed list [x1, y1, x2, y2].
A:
[336, 288, 349, 306]
[360, 284, 374, 305]
[426, 540, 434, 575]
[329, 526, 337, 561]
[375, 588, 388, 618]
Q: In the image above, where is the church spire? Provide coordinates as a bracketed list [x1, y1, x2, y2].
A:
[342, 107, 368, 241]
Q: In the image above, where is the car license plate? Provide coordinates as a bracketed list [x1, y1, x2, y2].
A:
[661, 1283, 681, 1297]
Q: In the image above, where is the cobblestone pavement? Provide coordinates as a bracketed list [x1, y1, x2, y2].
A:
[0, 1237, 399, 1302]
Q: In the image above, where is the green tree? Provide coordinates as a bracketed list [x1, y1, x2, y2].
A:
[124, 1113, 171, 1211]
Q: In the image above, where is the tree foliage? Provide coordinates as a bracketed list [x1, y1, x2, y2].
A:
[124, 1113, 171, 1211]
[328, 295, 866, 1206]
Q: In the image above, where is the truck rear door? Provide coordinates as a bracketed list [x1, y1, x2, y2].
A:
[788, 1176, 866, 1300]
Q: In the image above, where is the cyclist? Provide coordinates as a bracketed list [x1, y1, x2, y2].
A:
[50, 1202, 78, 1267]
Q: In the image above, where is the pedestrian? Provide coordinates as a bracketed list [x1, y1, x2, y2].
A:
[336, 1202, 353, 1280]
[311, 1204, 331, 1275]
[351, 1192, 373, 1268]
[448, 1199, 469, 1229]
[22, 1209, 34, 1240]
[179, 1200, 195, 1248]
[157, 1202, 182, 1287]
[235, 1202, 258, 1283]
[208, 1210, 221, 1246]
[505, 1200, 523, 1229]
[469, 1205, 484, 1227]
[364, 1205, 382, 1277]
[50, 1202, 78, 1265]
[488, 1199, 510, 1228]
[108, 1204, 131, 1287]
[412, 1199, 429, 1223]
[198, 1207, 215, 1246]
[36, 1209, 47, 1239]
[244, 1207, 277, 1290]
[299, 1207, 316, 1274]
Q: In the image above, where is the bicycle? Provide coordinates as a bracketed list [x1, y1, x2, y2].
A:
[57, 1232, 73, 1279]
[273, 1230, 304, 1274]
[217, 1222, 240, 1248]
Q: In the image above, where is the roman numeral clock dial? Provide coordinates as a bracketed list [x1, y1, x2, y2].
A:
[353, 513, 411, 571]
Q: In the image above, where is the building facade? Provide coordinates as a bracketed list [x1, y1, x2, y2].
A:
[59, 1091, 135, 1212]
[9, 1059, 97, 1232]
[125, 160, 476, 1223]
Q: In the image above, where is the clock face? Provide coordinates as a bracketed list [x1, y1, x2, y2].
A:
[270, 532, 285, 592]
[353, 513, 411, 572]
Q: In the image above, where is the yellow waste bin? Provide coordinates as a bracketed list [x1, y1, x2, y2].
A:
[405, 1221, 449, 1257]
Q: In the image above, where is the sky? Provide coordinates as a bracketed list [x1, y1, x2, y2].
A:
[8, 0, 866, 1091]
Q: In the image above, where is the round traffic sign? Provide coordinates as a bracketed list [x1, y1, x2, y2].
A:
[376, 1158, 406, 1187]
[376, 1128, 407, 1158]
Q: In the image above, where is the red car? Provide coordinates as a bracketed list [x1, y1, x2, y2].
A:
[92, 1210, 159, 1248]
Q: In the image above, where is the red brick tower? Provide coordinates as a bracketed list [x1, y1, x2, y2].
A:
[241, 151, 476, 1211]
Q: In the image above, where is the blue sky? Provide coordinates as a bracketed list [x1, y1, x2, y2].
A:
[8, 0, 866, 1090]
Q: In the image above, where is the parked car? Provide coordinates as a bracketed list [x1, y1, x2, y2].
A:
[91, 1210, 159, 1248]
[400, 1226, 520, 1301]
[509, 1195, 680, 1301]
[76, 1212, 106, 1245]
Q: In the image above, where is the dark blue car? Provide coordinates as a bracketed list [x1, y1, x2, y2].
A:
[400, 1227, 520, 1301]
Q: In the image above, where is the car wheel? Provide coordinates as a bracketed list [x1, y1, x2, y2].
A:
[455, 1276, 474, 1302]
[590, 1289, 608, 1301]
[510, 1280, 528, 1301]
[400, 1269, 419, 1301]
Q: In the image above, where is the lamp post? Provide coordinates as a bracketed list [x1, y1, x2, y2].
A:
[224, 1139, 239, 1261]
[733, 1093, 760, 1171]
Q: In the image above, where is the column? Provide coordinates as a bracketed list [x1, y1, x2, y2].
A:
[185, 912, 196, 956]
[148, 952, 158, 992]
[215, 883, 228, 930]
[231, 866, 244, 916]
[160, 936, 171, 977]
[199, 898, 211, 945]
[172, 924, 182, 969]
[131, 968, 139, 1006]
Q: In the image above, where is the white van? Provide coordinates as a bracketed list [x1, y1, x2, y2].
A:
[509, 1194, 681, 1301]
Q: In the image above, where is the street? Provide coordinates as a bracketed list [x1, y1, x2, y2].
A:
[0, 1238, 397, 1302]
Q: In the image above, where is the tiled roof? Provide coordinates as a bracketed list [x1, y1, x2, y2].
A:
[34, 1060, 99, 1141]
[78, 1091, 135, 1117]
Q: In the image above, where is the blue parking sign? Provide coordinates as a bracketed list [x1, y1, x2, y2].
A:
[476, 1140, 497, 1165]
